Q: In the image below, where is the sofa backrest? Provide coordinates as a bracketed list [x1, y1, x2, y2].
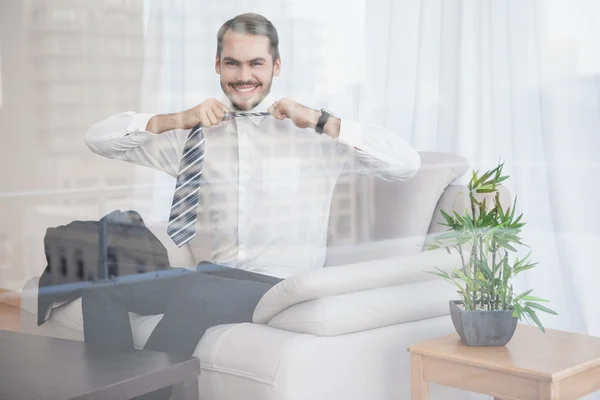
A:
[324, 151, 469, 266]
[22, 152, 471, 278]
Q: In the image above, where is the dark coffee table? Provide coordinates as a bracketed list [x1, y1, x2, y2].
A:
[0, 330, 200, 400]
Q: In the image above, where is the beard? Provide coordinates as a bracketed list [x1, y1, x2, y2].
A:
[221, 76, 273, 111]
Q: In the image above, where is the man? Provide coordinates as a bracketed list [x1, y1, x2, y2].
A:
[83, 12, 420, 399]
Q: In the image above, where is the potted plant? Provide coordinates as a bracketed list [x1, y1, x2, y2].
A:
[428, 161, 557, 346]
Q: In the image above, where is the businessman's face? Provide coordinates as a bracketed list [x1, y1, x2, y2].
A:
[216, 30, 281, 111]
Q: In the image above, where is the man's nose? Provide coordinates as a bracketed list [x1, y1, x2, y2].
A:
[237, 65, 253, 82]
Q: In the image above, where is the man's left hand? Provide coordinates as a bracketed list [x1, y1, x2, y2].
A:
[268, 98, 320, 130]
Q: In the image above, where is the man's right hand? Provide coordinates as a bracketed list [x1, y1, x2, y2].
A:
[146, 99, 231, 134]
[179, 99, 232, 129]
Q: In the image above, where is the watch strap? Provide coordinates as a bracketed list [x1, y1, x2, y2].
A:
[315, 109, 332, 134]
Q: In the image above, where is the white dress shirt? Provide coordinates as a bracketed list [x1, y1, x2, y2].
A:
[85, 92, 420, 279]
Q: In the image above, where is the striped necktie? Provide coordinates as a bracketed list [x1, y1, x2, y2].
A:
[167, 111, 270, 247]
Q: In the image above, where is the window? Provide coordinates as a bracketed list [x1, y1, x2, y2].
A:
[59, 246, 68, 277]
[136, 260, 146, 274]
[75, 249, 84, 280]
[107, 247, 118, 278]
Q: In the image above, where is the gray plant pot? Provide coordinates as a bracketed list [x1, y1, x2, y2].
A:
[449, 300, 518, 346]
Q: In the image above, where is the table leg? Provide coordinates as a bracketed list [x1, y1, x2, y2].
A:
[171, 377, 199, 400]
[538, 381, 558, 400]
[411, 353, 429, 400]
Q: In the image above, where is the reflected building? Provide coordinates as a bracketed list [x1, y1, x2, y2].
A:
[1, 0, 146, 287]
[25, 0, 144, 198]
[10, 2, 362, 285]
[43, 212, 169, 285]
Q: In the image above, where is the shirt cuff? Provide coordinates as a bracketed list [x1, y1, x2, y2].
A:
[337, 119, 363, 147]
[126, 113, 156, 135]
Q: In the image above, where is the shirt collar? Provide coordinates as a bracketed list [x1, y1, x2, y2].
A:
[220, 92, 276, 126]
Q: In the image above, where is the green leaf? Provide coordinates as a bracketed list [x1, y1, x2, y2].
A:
[525, 301, 558, 315]
[468, 170, 478, 190]
[497, 202, 506, 221]
[456, 236, 473, 246]
[474, 258, 493, 280]
[480, 217, 495, 229]
[513, 289, 533, 302]
[502, 258, 512, 286]
[439, 209, 456, 228]
[475, 168, 498, 188]
[519, 308, 532, 324]
[514, 263, 538, 275]
[521, 295, 550, 303]
[430, 268, 451, 279]
[454, 270, 474, 287]
[496, 175, 509, 184]
[452, 211, 467, 227]
[426, 271, 450, 279]
[462, 214, 474, 231]
[509, 196, 518, 221]
[495, 238, 518, 252]
[515, 252, 530, 264]
[524, 307, 546, 333]
[473, 279, 488, 287]
[476, 188, 497, 193]
[434, 231, 464, 241]
[436, 268, 451, 278]
[501, 233, 523, 243]
[513, 214, 523, 225]
[512, 302, 523, 317]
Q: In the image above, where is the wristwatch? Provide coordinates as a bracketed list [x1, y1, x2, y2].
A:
[315, 109, 333, 134]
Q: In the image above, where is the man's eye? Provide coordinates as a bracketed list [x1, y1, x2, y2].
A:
[251, 62, 262, 66]
[226, 61, 237, 66]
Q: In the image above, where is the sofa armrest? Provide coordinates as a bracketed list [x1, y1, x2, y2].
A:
[253, 248, 465, 324]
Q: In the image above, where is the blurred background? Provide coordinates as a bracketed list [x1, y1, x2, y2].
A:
[1, 0, 600, 336]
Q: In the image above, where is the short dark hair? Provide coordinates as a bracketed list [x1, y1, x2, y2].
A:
[216, 13, 280, 63]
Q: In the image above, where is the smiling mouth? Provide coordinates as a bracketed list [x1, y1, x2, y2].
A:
[231, 84, 260, 94]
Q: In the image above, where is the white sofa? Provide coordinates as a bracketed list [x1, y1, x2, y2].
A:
[20, 151, 498, 400]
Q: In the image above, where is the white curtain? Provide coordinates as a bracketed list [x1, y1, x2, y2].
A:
[359, 0, 600, 338]
[141, 0, 600, 340]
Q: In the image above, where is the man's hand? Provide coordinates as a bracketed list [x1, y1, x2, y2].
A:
[268, 98, 320, 129]
[146, 99, 231, 134]
[179, 98, 231, 129]
[268, 97, 340, 138]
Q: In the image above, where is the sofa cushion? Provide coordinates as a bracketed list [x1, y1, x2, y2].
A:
[254, 247, 464, 324]
[266, 279, 456, 336]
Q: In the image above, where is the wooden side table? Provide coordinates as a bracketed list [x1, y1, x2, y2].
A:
[408, 323, 600, 400]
